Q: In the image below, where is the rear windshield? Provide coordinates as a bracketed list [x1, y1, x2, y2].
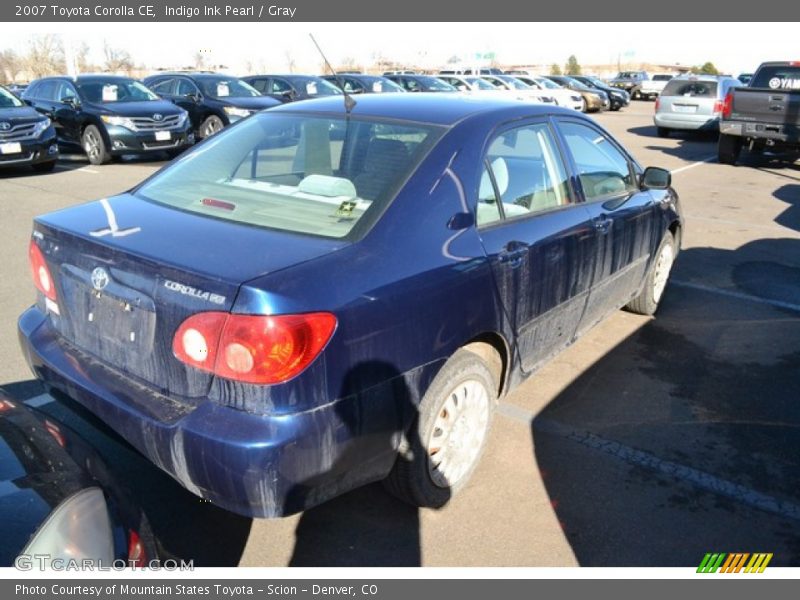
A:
[136, 113, 442, 239]
[750, 66, 800, 90]
[662, 80, 718, 97]
[652, 75, 674, 82]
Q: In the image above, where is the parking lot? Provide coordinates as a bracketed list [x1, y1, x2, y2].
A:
[1, 100, 799, 567]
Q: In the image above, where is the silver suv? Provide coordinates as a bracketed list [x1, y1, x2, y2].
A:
[654, 74, 741, 137]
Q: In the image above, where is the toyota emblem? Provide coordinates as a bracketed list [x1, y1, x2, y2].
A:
[152, 113, 163, 121]
[91, 267, 110, 291]
[0, 122, 10, 131]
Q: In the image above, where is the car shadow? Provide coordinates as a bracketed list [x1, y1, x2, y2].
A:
[530, 238, 800, 566]
[2, 379, 252, 566]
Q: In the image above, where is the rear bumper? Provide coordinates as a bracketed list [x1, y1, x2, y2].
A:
[654, 114, 720, 131]
[720, 120, 800, 144]
[18, 306, 404, 518]
[0, 134, 58, 168]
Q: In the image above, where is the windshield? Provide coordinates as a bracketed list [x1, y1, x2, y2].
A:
[136, 113, 443, 239]
[499, 76, 529, 90]
[466, 78, 496, 90]
[616, 72, 641, 79]
[533, 77, 561, 90]
[291, 77, 342, 96]
[77, 79, 158, 103]
[365, 77, 406, 93]
[417, 76, 456, 91]
[198, 77, 260, 98]
[0, 86, 23, 108]
[652, 75, 673, 82]
[751, 65, 800, 90]
[583, 77, 605, 87]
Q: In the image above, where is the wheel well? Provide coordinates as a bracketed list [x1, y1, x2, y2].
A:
[462, 333, 511, 399]
[668, 220, 682, 254]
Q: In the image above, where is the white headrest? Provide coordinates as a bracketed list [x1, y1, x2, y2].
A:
[298, 174, 357, 198]
[478, 157, 509, 200]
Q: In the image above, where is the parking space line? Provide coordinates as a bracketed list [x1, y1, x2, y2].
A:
[497, 403, 800, 522]
[671, 280, 800, 313]
[670, 155, 717, 174]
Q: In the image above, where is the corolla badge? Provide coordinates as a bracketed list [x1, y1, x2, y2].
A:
[152, 113, 163, 121]
[91, 267, 110, 291]
[0, 122, 10, 131]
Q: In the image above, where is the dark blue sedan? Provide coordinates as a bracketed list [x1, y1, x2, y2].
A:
[18, 94, 682, 518]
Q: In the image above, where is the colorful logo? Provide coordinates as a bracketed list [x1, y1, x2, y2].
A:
[697, 553, 773, 573]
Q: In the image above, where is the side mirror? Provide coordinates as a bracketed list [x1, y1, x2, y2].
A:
[447, 212, 475, 230]
[186, 92, 202, 103]
[641, 166, 671, 190]
[281, 90, 296, 101]
[63, 96, 80, 108]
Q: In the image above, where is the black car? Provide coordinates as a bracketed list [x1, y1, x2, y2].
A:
[143, 72, 280, 139]
[321, 74, 406, 94]
[607, 70, 649, 99]
[0, 390, 156, 568]
[572, 75, 630, 111]
[241, 74, 343, 103]
[384, 74, 457, 93]
[0, 85, 58, 173]
[23, 75, 193, 165]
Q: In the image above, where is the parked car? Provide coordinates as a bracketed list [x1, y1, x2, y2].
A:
[19, 94, 681, 518]
[321, 74, 406, 94]
[438, 68, 505, 76]
[143, 72, 280, 139]
[440, 74, 555, 105]
[736, 73, 753, 86]
[0, 84, 58, 173]
[514, 75, 584, 111]
[718, 62, 800, 164]
[241, 74, 343, 103]
[23, 75, 193, 165]
[571, 75, 631, 110]
[7, 83, 28, 96]
[638, 73, 675, 100]
[479, 74, 557, 105]
[0, 389, 156, 567]
[608, 70, 650, 99]
[544, 75, 609, 112]
[384, 74, 458, 93]
[654, 74, 741, 137]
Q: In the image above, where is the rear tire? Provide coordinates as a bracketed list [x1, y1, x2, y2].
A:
[626, 231, 676, 316]
[657, 127, 670, 138]
[718, 133, 743, 165]
[383, 348, 497, 508]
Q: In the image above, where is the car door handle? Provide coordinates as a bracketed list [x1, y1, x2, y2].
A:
[498, 241, 529, 266]
[593, 216, 614, 234]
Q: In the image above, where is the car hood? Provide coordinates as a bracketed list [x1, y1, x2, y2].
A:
[0, 105, 48, 124]
[87, 99, 185, 118]
[216, 96, 281, 110]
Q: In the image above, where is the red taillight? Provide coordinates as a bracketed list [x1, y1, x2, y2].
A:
[28, 239, 56, 301]
[713, 99, 724, 114]
[127, 529, 147, 567]
[173, 312, 337, 384]
[722, 91, 734, 119]
[43, 419, 66, 447]
[654, 97, 660, 111]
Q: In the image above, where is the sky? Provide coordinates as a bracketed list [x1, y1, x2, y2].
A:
[0, 22, 795, 75]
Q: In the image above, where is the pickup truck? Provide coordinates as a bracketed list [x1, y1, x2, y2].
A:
[640, 73, 675, 100]
[608, 71, 649, 99]
[718, 61, 800, 165]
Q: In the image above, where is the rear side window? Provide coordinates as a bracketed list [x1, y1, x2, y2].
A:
[661, 80, 718, 97]
[750, 66, 800, 90]
[149, 78, 175, 95]
[136, 114, 443, 239]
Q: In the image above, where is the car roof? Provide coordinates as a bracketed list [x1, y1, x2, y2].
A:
[265, 92, 574, 126]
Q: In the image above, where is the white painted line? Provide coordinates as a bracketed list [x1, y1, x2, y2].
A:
[671, 280, 800, 313]
[670, 155, 717, 174]
[497, 404, 800, 522]
[684, 214, 796, 233]
[24, 393, 56, 408]
[78, 167, 99, 174]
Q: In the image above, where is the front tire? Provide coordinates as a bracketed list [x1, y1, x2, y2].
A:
[626, 231, 676, 316]
[82, 125, 111, 165]
[199, 115, 224, 139]
[718, 133, 743, 165]
[383, 348, 497, 508]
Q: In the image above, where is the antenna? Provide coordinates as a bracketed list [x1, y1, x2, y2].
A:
[309, 33, 356, 113]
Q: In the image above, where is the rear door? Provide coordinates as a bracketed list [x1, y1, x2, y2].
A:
[554, 118, 658, 333]
[476, 118, 599, 373]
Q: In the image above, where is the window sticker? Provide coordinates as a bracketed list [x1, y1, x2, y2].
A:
[372, 82, 383, 92]
[217, 83, 230, 97]
[306, 82, 318, 95]
[102, 85, 118, 102]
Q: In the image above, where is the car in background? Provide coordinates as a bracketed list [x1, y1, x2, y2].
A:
[608, 70, 650, 99]
[0, 84, 58, 173]
[438, 68, 505, 76]
[437, 75, 498, 92]
[241, 74, 343, 103]
[19, 94, 681, 518]
[384, 74, 458, 93]
[544, 75, 609, 112]
[571, 75, 630, 111]
[737, 73, 753, 85]
[439, 74, 555, 105]
[653, 74, 741, 137]
[513, 75, 584, 111]
[143, 72, 280, 139]
[0, 390, 156, 567]
[7, 83, 28, 96]
[23, 75, 193, 165]
[479, 74, 557, 105]
[639, 73, 675, 100]
[322, 74, 406, 94]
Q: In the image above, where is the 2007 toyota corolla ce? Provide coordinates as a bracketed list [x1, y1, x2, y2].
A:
[18, 94, 681, 517]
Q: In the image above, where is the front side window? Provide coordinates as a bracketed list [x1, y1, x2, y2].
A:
[559, 121, 635, 202]
[136, 114, 442, 239]
[149, 78, 175, 95]
[176, 79, 199, 96]
[477, 122, 572, 226]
